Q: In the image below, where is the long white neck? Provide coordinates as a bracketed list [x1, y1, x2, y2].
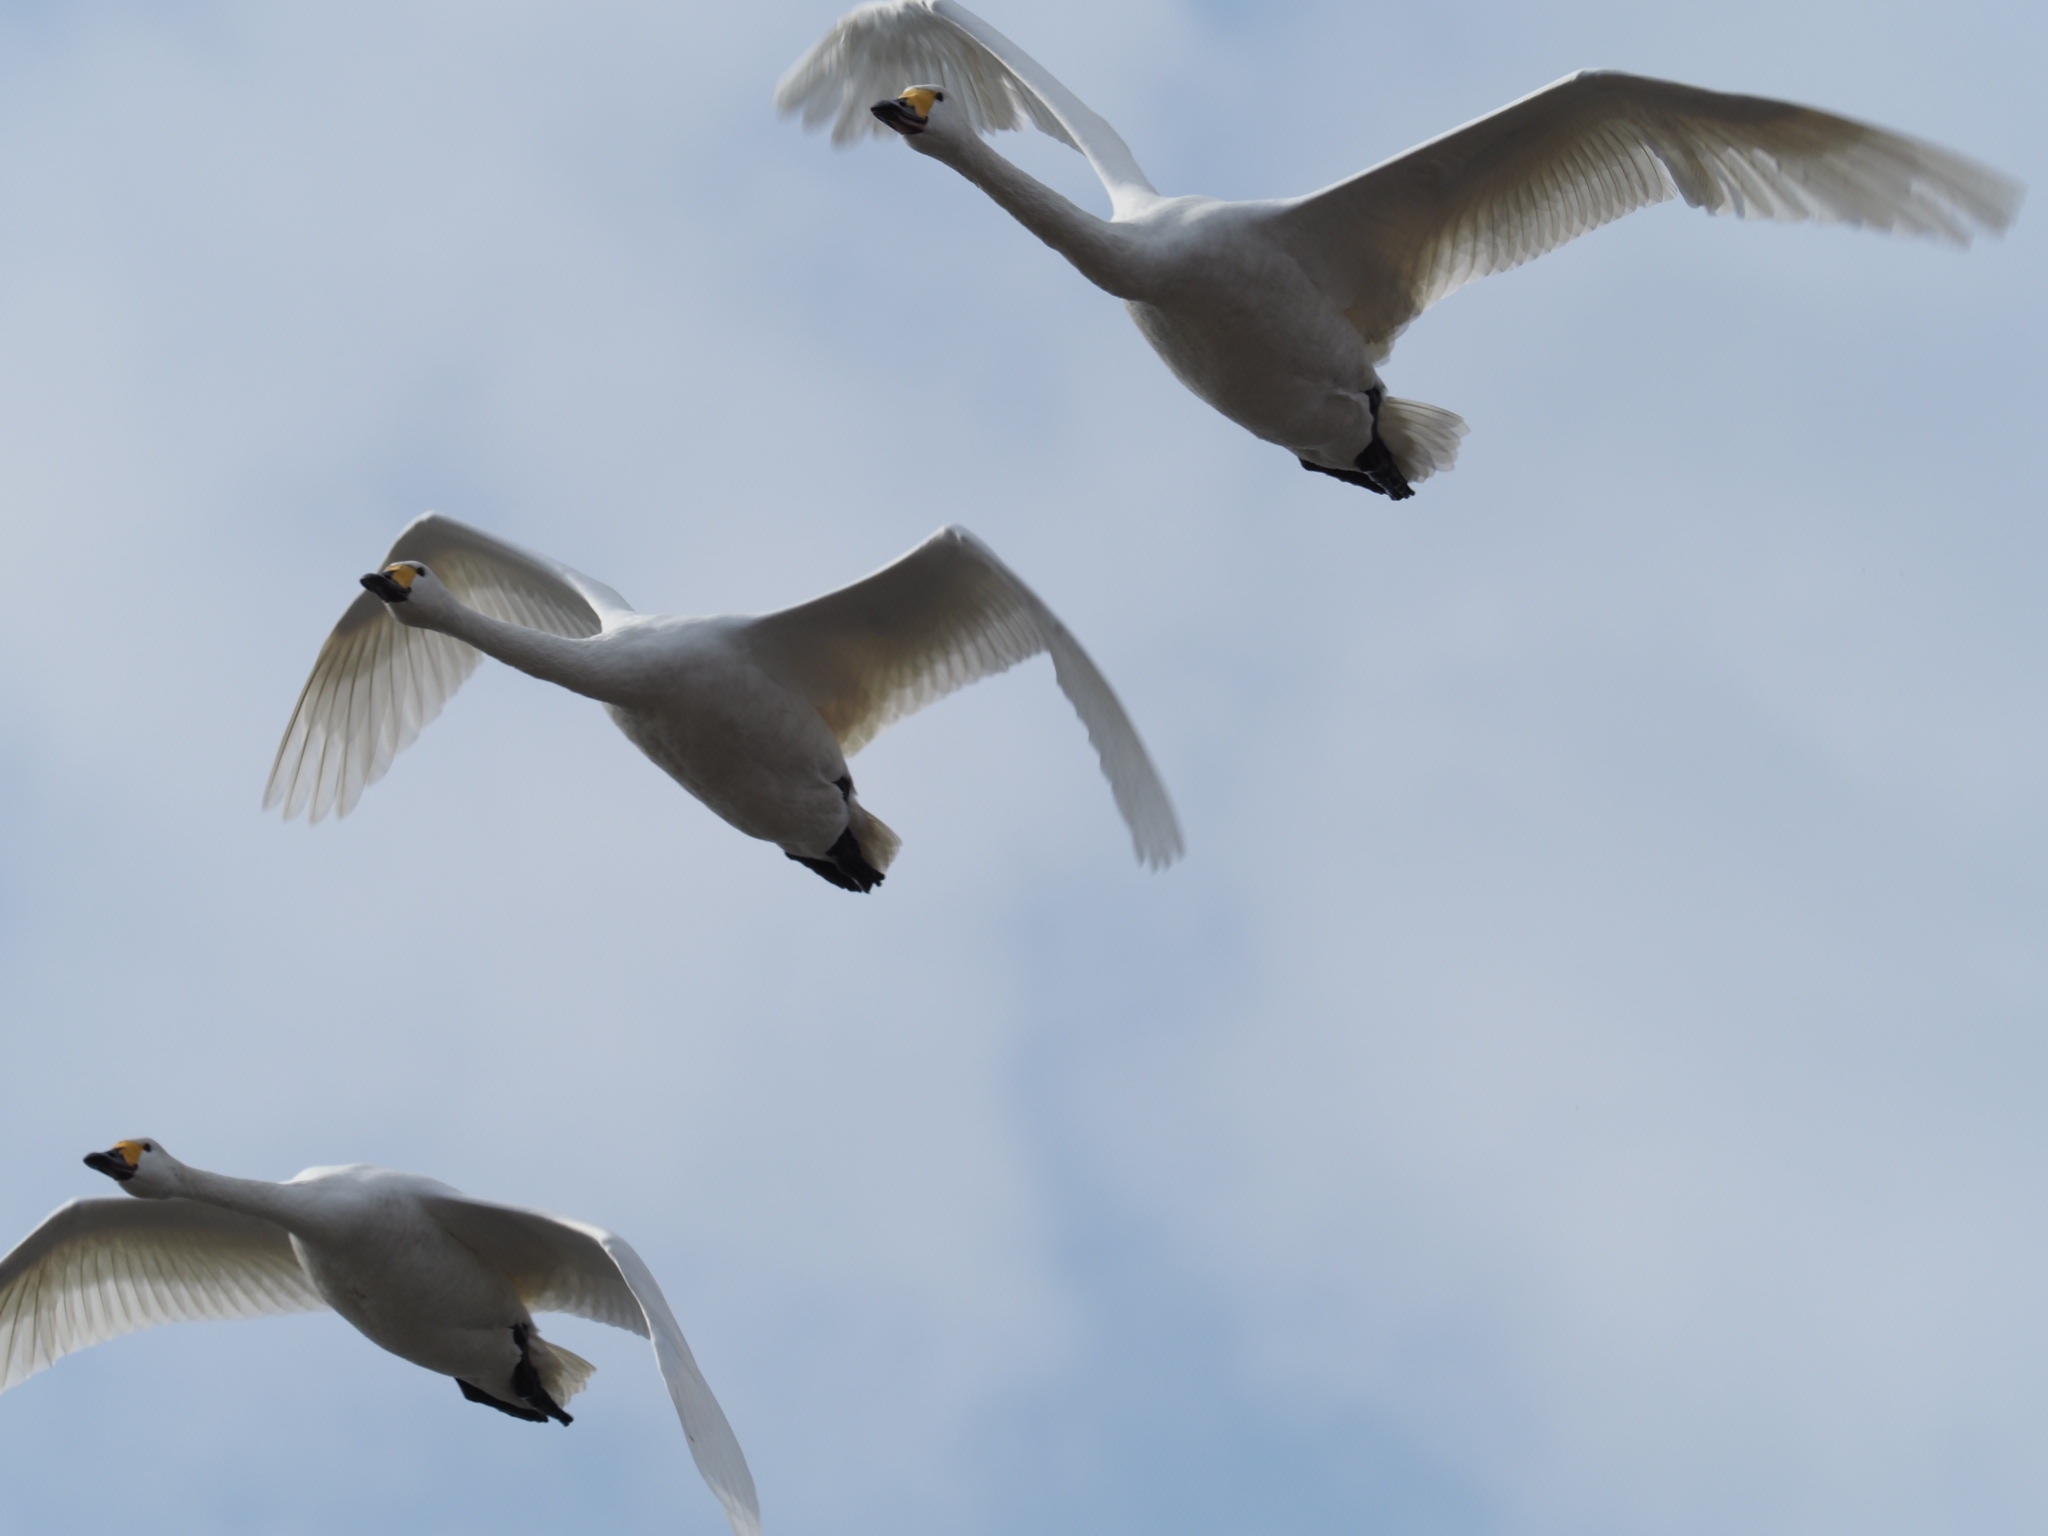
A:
[916, 133, 1149, 298]
[409, 596, 618, 702]
[174, 1165, 309, 1228]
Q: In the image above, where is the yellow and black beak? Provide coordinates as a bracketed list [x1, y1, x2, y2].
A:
[871, 86, 942, 136]
[360, 562, 419, 604]
[83, 1141, 144, 1183]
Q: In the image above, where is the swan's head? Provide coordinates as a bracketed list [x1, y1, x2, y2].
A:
[361, 560, 455, 628]
[84, 1138, 183, 1198]
[871, 85, 945, 137]
[361, 559, 428, 604]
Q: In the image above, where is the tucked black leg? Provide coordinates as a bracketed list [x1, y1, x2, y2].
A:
[509, 1322, 573, 1426]
[1296, 444, 1415, 500]
[787, 826, 886, 893]
[457, 1376, 551, 1423]
[1300, 457, 1396, 495]
[1348, 436, 1414, 499]
[1298, 387, 1414, 499]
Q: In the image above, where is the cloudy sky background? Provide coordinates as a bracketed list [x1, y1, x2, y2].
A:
[0, 0, 2041, 1532]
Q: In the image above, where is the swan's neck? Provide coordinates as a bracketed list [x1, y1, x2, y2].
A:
[415, 600, 615, 701]
[919, 133, 1145, 297]
[175, 1166, 307, 1228]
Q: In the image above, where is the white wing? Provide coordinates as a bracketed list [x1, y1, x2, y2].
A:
[741, 525, 1182, 869]
[776, 0, 1158, 212]
[0, 1198, 326, 1395]
[1269, 70, 2023, 353]
[421, 1196, 762, 1536]
[264, 512, 633, 823]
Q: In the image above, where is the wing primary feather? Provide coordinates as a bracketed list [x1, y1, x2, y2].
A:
[268, 514, 604, 823]
[1273, 69, 2020, 349]
[340, 620, 388, 818]
[775, 0, 1157, 209]
[303, 646, 350, 826]
[0, 1201, 324, 1396]
[597, 1230, 764, 1536]
[744, 526, 1181, 866]
[263, 667, 320, 814]
[411, 1197, 758, 1536]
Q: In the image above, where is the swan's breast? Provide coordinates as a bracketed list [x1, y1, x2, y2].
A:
[279, 1170, 519, 1332]
[293, 1210, 525, 1371]
[601, 621, 850, 846]
[1117, 200, 1382, 444]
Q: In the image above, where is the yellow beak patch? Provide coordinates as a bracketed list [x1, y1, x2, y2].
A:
[383, 563, 420, 589]
[898, 87, 938, 120]
[113, 1140, 146, 1167]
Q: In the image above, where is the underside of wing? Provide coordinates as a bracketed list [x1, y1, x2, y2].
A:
[264, 512, 630, 823]
[743, 526, 1183, 867]
[1272, 70, 2022, 352]
[0, 1199, 325, 1395]
[743, 526, 1044, 754]
[420, 1197, 762, 1536]
[777, 0, 1076, 147]
[777, 0, 1156, 206]
[591, 1231, 763, 1536]
[419, 1196, 645, 1334]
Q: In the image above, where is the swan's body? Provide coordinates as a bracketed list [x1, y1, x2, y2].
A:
[1, 1141, 761, 1536]
[779, 0, 2021, 496]
[266, 515, 1182, 887]
[1111, 199, 1417, 486]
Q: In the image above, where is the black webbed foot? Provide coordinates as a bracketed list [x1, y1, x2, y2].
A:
[506, 1322, 573, 1425]
[1299, 386, 1415, 499]
[788, 825, 885, 893]
[457, 1377, 551, 1423]
[1297, 442, 1413, 500]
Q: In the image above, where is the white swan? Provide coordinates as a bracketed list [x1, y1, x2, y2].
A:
[0, 1140, 761, 1536]
[778, 0, 2022, 498]
[265, 514, 1182, 887]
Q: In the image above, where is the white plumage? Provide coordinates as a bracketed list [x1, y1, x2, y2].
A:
[266, 514, 1182, 887]
[779, 0, 2021, 498]
[1, 1140, 761, 1536]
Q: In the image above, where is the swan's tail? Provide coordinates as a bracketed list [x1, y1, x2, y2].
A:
[1378, 396, 1468, 485]
[849, 800, 900, 875]
[529, 1332, 597, 1407]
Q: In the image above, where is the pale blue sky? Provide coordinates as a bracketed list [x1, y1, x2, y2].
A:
[0, 2, 2042, 1533]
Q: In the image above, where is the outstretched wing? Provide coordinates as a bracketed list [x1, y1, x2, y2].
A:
[0, 1198, 325, 1395]
[421, 1195, 761, 1536]
[264, 512, 632, 823]
[1269, 70, 2022, 353]
[776, 0, 1158, 211]
[741, 525, 1182, 869]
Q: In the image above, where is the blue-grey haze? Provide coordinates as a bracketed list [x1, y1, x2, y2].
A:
[0, 1, 2042, 1532]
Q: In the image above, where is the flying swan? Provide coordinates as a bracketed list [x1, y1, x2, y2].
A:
[265, 514, 1182, 888]
[778, 0, 2022, 498]
[0, 1140, 761, 1536]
